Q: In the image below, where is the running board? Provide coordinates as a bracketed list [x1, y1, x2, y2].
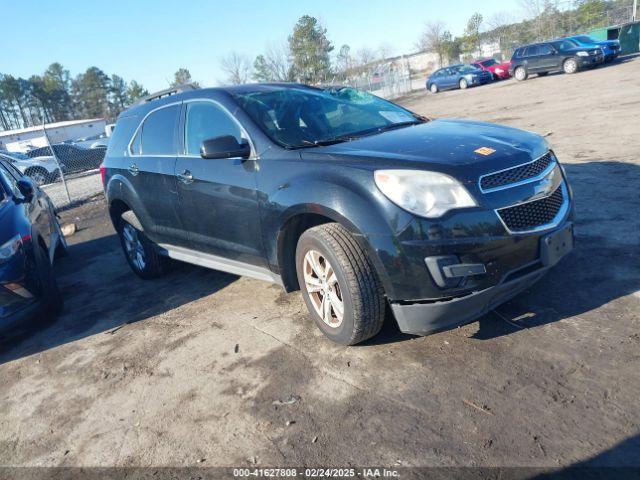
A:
[157, 244, 282, 285]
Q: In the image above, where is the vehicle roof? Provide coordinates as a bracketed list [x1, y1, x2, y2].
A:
[119, 82, 323, 119]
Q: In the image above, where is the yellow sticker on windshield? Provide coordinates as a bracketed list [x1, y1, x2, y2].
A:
[475, 147, 496, 156]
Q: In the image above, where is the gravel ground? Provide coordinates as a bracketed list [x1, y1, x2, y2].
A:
[1, 56, 639, 472]
[42, 169, 102, 209]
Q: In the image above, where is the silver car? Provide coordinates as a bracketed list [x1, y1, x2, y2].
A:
[0, 151, 64, 186]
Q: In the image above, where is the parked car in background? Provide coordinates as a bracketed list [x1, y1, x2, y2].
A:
[0, 157, 66, 332]
[427, 64, 493, 93]
[102, 83, 574, 345]
[73, 132, 110, 149]
[471, 58, 512, 79]
[0, 151, 63, 186]
[509, 39, 604, 81]
[565, 35, 620, 62]
[27, 143, 105, 173]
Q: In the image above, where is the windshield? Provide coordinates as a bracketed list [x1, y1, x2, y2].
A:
[233, 87, 422, 149]
[457, 65, 478, 74]
[482, 59, 497, 67]
[575, 35, 596, 43]
[555, 40, 578, 51]
[2, 151, 30, 161]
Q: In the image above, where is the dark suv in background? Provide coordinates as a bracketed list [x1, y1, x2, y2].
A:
[510, 39, 604, 80]
[102, 84, 574, 345]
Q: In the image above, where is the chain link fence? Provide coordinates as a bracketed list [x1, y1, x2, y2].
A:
[0, 121, 108, 209]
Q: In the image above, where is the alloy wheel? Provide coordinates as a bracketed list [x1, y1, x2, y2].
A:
[122, 223, 146, 271]
[564, 59, 577, 74]
[303, 250, 344, 328]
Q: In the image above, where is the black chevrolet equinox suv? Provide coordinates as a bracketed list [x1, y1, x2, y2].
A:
[102, 83, 574, 345]
[509, 39, 604, 81]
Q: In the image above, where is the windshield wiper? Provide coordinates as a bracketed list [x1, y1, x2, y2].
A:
[298, 135, 360, 148]
[294, 118, 427, 149]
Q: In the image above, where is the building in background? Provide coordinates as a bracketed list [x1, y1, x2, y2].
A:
[0, 118, 106, 152]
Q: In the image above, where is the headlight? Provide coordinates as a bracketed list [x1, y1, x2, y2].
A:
[577, 51, 589, 57]
[374, 170, 477, 218]
[465, 74, 476, 81]
[495, 68, 503, 73]
[0, 235, 23, 263]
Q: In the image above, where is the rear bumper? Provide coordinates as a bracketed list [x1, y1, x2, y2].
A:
[391, 264, 548, 335]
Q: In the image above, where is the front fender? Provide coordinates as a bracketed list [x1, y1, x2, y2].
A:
[261, 170, 411, 299]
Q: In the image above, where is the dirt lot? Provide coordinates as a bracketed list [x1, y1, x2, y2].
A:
[1, 57, 639, 471]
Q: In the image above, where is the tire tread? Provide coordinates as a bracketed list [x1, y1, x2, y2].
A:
[304, 223, 385, 344]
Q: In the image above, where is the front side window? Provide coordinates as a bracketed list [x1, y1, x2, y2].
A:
[140, 104, 180, 155]
[0, 162, 20, 197]
[184, 102, 243, 155]
[539, 44, 554, 55]
[233, 87, 420, 149]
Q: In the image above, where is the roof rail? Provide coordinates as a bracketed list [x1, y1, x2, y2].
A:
[136, 83, 200, 105]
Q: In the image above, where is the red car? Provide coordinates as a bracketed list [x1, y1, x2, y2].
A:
[471, 58, 512, 80]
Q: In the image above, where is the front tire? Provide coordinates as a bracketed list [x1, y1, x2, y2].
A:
[34, 243, 63, 315]
[117, 215, 167, 279]
[514, 66, 528, 81]
[429, 83, 438, 94]
[563, 57, 578, 74]
[296, 223, 385, 345]
[459, 78, 468, 89]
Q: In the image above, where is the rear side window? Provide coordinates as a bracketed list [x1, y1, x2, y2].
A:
[184, 102, 242, 155]
[525, 45, 540, 56]
[140, 104, 180, 155]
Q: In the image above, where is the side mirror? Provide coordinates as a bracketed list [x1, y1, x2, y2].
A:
[16, 179, 34, 201]
[200, 135, 251, 160]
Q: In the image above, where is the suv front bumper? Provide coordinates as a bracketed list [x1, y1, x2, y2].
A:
[390, 223, 574, 336]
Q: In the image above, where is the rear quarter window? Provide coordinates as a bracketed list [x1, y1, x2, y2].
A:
[140, 104, 180, 155]
[106, 115, 140, 157]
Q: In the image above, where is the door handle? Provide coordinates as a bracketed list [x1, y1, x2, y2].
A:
[128, 164, 140, 176]
[177, 170, 194, 184]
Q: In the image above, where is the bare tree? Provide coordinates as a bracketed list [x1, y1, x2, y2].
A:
[265, 43, 294, 81]
[417, 21, 447, 67]
[377, 42, 395, 61]
[356, 47, 376, 67]
[220, 52, 251, 85]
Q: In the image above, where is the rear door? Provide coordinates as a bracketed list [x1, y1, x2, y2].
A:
[442, 68, 457, 88]
[174, 99, 265, 267]
[127, 103, 188, 246]
[524, 45, 542, 71]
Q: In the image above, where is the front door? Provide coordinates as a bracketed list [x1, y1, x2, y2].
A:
[127, 103, 188, 246]
[174, 100, 265, 267]
[537, 44, 559, 70]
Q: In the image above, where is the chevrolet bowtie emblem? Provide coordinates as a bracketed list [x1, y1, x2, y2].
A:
[474, 147, 496, 156]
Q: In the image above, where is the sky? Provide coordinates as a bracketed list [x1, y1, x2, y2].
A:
[3, 0, 523, 91]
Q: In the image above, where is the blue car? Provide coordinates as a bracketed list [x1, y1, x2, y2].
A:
[566, 35, 620, 62]
[427, 64, 492, 93]
[0, 158, 66, 332]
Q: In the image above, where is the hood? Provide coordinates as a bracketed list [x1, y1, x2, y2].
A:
[300, 119, 549, 183]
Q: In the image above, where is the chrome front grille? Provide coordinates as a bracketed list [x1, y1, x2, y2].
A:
[480, 152, 554, 192]
[497, 184, 566, 233]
